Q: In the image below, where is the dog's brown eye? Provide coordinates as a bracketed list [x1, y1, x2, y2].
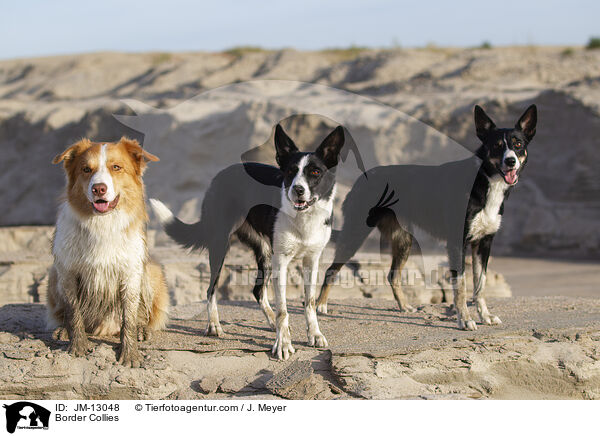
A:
[311, 169, 321, 176]
[112, 164, 121, 171]
[515, 141, 522, 148]
[83, 167, 91, 173]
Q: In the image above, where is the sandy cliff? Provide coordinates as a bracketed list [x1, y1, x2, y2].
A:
[0, 47, 599, 256]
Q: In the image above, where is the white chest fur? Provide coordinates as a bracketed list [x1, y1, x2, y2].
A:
[274, 190, 334, 258]
[53, 202, 146, 273]
[468, 176, 508, 241]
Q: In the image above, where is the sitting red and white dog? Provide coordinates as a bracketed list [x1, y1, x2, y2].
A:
[47, 137, 168, 367]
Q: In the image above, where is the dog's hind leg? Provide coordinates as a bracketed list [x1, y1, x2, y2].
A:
[472, 236, 502, 326]
[138, 261, 169, 341]
[251, 246, 275, 330]
[316, 262, 343, 315]
[205, 236, 229, 337]
[386, 224, 416, 313]
[448, 240, 476, 331]
[236, 222, 276, 330]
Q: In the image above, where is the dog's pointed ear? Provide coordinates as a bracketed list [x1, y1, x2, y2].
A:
[52, 139, 90, 165]
[315, 126, 345, 169]
[474, 105, 496, 141]
[515, 104, 537, 142]
[274, 124, 298, 166]
[120, 137, 159, 175]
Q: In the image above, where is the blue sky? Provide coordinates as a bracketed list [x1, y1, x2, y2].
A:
[1, 0, 598, 59]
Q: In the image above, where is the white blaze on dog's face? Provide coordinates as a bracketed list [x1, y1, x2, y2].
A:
[287, 155, 312, 207]
[474, 104, 537, 186]
[501, 143, 521, 174]
[52, 137, 159, 218]
[274, 124, 345, 212]
[87, 144, 118, 211]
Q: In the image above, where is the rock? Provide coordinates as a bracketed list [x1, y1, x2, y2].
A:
[265, 360, 314, 398]
[0, 260, 51, 304]
[0, 227, 54, 253]
[195, 377, 220, 394]
[260, 355, 348, 400]
[0, 332, 19, 344]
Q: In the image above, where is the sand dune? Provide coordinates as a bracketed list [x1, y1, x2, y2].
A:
[0, 47, 599, 256]
[1, 48, 599, 400]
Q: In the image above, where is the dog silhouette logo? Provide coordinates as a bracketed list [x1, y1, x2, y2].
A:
[3, 402, 50, 433]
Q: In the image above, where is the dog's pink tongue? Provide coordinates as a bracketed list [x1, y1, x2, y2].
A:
[93, 201, 110, 212]
[504, 170, 518, 185]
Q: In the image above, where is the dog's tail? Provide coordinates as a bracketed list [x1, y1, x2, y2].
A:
[149, 199, 207, 250]
[366, 184, 399, 227]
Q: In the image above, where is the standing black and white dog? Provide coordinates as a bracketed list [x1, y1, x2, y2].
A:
[151, 124, 345, 359]
[317, 105, 537, 330]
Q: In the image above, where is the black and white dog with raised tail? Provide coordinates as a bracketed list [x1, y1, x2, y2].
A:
[316, 105, 537, 331]
[150, 124, 344, 359]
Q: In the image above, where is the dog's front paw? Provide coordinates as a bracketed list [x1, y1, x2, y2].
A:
[316, 302, 328, 314]
[308, 332, 328, 348]
[118, 346, 143, 368]
[484, 315, 502, 326]
[458, 319, 478, 331]
[398, 304, 417, 313]
[205, 322, 224, 337]
[52, 327, 69, 341]
[68, 337, 92, 357]
[272, 328, 295, 360]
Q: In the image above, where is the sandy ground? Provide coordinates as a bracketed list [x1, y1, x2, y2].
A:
[1, 296, 599, 400]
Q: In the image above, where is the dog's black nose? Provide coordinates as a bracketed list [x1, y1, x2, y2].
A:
[293, 185, 305, 196]
[504, 156, 517, 168]
[92, 183, 107, 196]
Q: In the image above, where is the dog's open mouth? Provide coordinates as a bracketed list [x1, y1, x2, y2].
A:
[501, 169, 519, 185]
[293, 198, 316, 211]
[92, 195, 119, 213]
